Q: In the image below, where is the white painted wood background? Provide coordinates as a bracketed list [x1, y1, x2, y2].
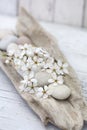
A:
[0, 0, 87, 27]
[0, 16, 87, 130]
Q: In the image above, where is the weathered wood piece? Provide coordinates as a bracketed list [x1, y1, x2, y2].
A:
[0, 8, 87, 130]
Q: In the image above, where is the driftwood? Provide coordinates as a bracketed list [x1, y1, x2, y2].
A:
[0, 8, 87, 130]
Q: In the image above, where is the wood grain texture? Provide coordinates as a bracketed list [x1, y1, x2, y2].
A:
[54, 0, 84, 26]
[0, 0, 18, 16]
[83, 0, 87, 27]
[19, 0, 54, 21]
[0, 15, 87, 130]
[1, 8, 87, 130]
[0, 0, 87, 27]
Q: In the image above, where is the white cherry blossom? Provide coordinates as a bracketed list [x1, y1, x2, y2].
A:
[36, 85, 50, 99]
[46, 62, 59, 74]
[20, 72, 37, 93]
[32, 55, 44, 70]
[19, 85, 26, 92]
[44, 57, 54, 69]
[18, 43, 29, 50]
[48, 72, 64, 86]
[57, 60, 69, 75]
[5, 43, 69, 98]
[34, 47, 50, 58]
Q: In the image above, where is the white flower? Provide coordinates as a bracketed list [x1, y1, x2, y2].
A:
[57, 60, 69, 75]
[25, 78, 38, 94]
[36, 85, 50, 99]
[18, 43, 29, 50]
[27, 57, 34, 64]
[13, 58, 21, 65]
[21, 71, 34, 85]
[32, 56, 44, 70]
[34, 47, 43, 56]
[23, 43, 30, 49]
[18, 44, 34, 58]
[26, 57, 34, 70]
[48, 72, 64, 86]
[26, 50, 34, 57]
[26, 45, 35, 57]
[6, 43, 69, 96]
[34, 47, 49, 58]
[44, 57, 54, 69]
[40, 48, 50, 58]
[19, 85, 26, 92]
[46, 62, 59, 74]
[20, 62, 27, 71]
[33, 56, 43, 64]
[20, 72, 38, 93]
[14, 50, 19, 57]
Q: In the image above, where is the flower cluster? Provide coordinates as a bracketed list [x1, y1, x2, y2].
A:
[5, 43, 69, 99]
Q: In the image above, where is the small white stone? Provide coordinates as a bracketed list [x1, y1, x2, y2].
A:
[7, 43, 18, 55]
[35, 71, 51, 87]
[49, 84, 71, 100]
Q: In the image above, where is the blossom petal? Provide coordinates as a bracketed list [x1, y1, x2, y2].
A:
[58, 60, 62, 67]
[36, 92, 43, 98]
[28, 81, 32, 87]
[37, 87, 43, 92]
[59, 70, 64, 75]
[43, 94, 48, 99]
[63, 68, 69, 74]
[31, 79, 37, 87]
[44, 85, 48, 91]
[34, 87, 38, 92]
[29, 71, 34, 79]
[25, 87, 31, 92]
[19, 85, 25, 92]
[63, 63, 68, 68]
[46, 69, 52, 73]
[38, 58, 43, 63]
[29, 89, 35, 94]
[57, 76, 64, 84]
[33, 56, 38, 62]
[48, 79, 54, 83]
[52, 72, 57, 80]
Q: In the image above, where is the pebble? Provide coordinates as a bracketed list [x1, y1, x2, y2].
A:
[0, 35, 18, 50]
[17, 36, 32, 45]
[49, 84, 71, 100]
[35, 71, 51, 87]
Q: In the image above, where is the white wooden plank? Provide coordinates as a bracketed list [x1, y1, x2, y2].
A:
[0, 0, 18, 16]
[40, 22, 87, 72]
[84, 0, 87, 27]
[19, 0, 31, 13]
[0, 92, 58, 130]
[0, 99, 50, 130]
[54, 0, 84, 26]
[0, 17, 87, 130]
[19, 0, 54, 21]
[0, 69, 58, 130]
[0, 15, 17, 30]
